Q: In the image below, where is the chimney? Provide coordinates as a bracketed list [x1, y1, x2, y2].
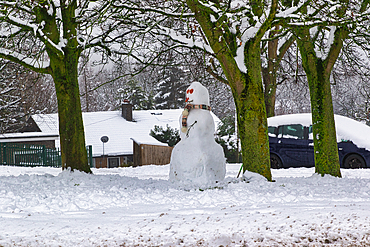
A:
[122, 99, 133, 121]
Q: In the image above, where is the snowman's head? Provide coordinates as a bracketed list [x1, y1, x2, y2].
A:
[185, 81, 210, 106]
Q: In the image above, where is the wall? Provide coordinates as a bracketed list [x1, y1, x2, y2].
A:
[93, 155, 133, 168]
[133, 142, 173, 166]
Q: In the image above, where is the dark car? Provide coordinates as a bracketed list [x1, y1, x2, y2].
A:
[268, 114, 370, 169]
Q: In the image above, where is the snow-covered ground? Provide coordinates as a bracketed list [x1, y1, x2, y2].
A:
[1, 164, 370, 246]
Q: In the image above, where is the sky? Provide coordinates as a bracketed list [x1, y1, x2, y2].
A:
[1, 164, 370, 246]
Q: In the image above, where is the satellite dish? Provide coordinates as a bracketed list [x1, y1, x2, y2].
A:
[101, 136, 109, 158]
[101, 136, 109, 143]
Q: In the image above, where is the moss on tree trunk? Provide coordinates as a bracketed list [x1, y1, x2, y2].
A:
[296, 28, 341, 177]
[42, 1, 91, 173]
[50, 52, 90, 173]
[236, 40, 271, 180]
[306, 59, 340, 177]
[218, 45, 271, 180]
[221, 45, 271, 180]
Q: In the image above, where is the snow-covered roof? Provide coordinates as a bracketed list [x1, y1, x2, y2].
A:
[130, 137, 168, 146]
[31, 109, 220, 157]
[268, 113, 370, 151]
[0, 132, 59, 143]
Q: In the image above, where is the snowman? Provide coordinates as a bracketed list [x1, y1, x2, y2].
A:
[169, 81, 226, 185]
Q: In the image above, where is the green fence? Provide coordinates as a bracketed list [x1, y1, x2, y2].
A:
[87, 145, 93, 168]
[0, 143, 93, 168]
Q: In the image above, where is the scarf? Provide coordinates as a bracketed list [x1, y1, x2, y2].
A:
[181, 104, 211, 133]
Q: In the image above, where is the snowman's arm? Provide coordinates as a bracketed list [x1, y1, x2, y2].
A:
[186, 121, 197, 137]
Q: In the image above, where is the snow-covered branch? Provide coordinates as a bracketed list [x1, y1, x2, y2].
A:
[0, 48, 50, 73]
[112, 3, 194, 18]
[0, 0, 33, 14]
[156, 25, 214, 55]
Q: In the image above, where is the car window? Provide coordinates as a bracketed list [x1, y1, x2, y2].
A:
[308, 125, 313, 140]
[277, 126, 283, 138]
[282, 124, 304, 139]
[268, 126, 277, 137]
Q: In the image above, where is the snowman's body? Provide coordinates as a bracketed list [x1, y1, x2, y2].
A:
[169, 82, 226, 185]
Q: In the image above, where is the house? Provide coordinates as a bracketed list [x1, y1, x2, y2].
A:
[1, 103, 220, 168]
[0, 132, 59, 149]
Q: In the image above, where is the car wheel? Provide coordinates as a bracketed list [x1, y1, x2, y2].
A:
[270, 154, 283, 169]
[344, 154, 366, 169]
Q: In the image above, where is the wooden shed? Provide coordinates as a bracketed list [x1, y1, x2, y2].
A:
[131, 138, 173, 166]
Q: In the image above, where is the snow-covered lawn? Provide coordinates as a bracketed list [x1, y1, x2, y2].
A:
[1, 164, 370, 246]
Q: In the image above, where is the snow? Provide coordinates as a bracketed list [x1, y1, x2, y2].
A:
[0, 132, 58, 140]
[234, 42, 248, 73]
[276, 6, 299, 18]
[210, 14, 217, 23]
[1, 164, 370, 246]
[268, 113, 370, 151]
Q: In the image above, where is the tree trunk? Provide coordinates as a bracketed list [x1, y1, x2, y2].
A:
[262, 27, 294, 118]
[48, 0, 91, 173]
[262, 67, 277, 118]
[50, 55, 90, 173]
[307, 60, 340, 177]
[263, 31, 279, 118]
[296, 28, 341, 177]
[236, 40, 271, 180]
[216, 46, 271, 180]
